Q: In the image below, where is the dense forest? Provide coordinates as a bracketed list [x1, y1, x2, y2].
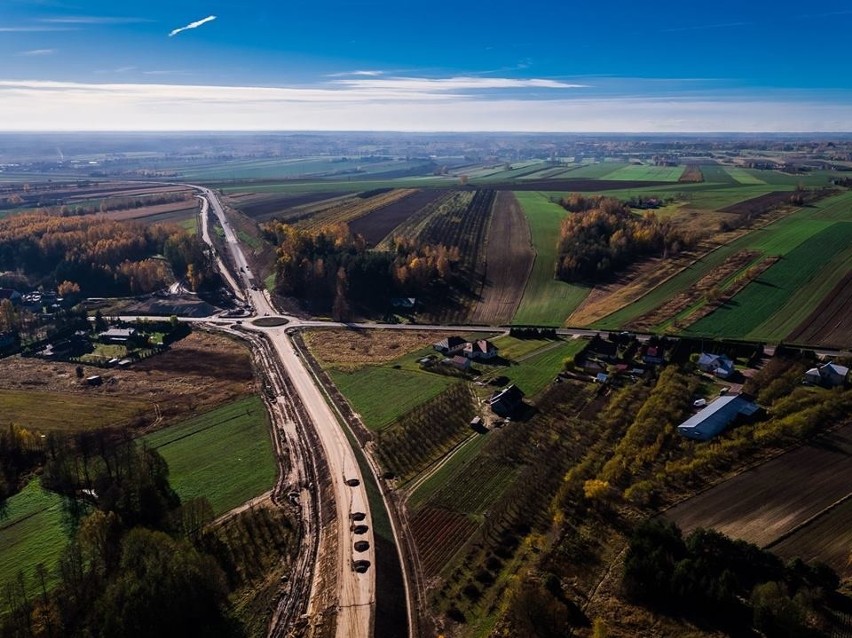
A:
[0, 212, 216, 295]
[0, 427, 295, 637]
[264, 221, 461, 319]
[556, 195, 691, 282]
[625, 520, 839, 636]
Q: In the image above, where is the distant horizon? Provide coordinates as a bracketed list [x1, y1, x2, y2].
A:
[2, 130, 852, 137]
[2, 1, 850, 132]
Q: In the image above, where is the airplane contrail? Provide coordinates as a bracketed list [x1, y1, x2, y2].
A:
[168, 15, 217, 37]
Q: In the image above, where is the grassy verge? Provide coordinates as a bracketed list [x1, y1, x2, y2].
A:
[143, 396, 276, 515]
[512, 192, 589, 326]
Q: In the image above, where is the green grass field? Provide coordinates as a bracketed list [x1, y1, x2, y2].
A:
[559, 163, 627, 179]
[408, 434, 489, 509]
[594, 196, 844, 330]
[498, 339, 587, 397]
[723, 167, 767, 185]
[143, 396, 276, 515]
[512, 192, 589, 326]
[489, 335, 555, 360]
[329, 366, 454, 430]
[605, 164, 685, 182]
[0, 390, 149, 432]
[809, 189, 852, 220]
[686, 222, 852, 340]
[0, 479, 69, 599]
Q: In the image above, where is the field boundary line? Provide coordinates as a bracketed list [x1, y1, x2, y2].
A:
[763, 491, 852, 551]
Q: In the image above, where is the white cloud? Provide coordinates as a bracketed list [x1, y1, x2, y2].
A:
[0, 79, 848, 132]
[17, 49, 56, 56]
[327, 70, 385, 77]
[332, 76, 587, 91]
[168, 15, 217, 38]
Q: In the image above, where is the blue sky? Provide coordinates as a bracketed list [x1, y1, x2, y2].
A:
[1, 0, 851, 131]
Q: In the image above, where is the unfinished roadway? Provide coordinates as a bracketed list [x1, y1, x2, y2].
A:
[195, 186, 378, 638]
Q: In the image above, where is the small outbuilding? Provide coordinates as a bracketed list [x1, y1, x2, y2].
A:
[443, 355, 471, 371]
[677, 395, 760, 441]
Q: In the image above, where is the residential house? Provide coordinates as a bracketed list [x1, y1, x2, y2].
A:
[463, 339, 498, 360]
[677, 395, 760, 441]
[488, 384, 525, 417]
[697, 353, 736, 379]
[586, 337, 619, 362]
[433, 336, 467, 355]
[805, 362, 849, 388]
[98, 327, 138, 344]
[642, 345, 665, 365]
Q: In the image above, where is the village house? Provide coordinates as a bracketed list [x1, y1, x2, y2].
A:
[642, 344, 665, 365]
[488, 384, 525, 417]
[98, 327, 138, 345]
[463, 339, 498, 360]
[697, 353, 736, 379]
[433, 335, 467, 355]
[804, 361, 849, 388]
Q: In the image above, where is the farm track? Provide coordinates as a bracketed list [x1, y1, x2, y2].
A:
[769, 496, 852, 574]
[470, 192, 535, 325]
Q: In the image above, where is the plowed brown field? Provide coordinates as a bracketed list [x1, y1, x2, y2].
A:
[788, 271, 852, 348]
[470, 192, 535, 325]
[665, 423, 852, 549]
[349, 189, 449, 246]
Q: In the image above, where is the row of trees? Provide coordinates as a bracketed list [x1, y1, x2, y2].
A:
[0, 212, 215, 295]
[264, 222, 461, 319]
[556, 195, 691, 282]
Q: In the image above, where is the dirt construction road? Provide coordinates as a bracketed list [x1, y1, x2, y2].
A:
[267, 328, 375, 637]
